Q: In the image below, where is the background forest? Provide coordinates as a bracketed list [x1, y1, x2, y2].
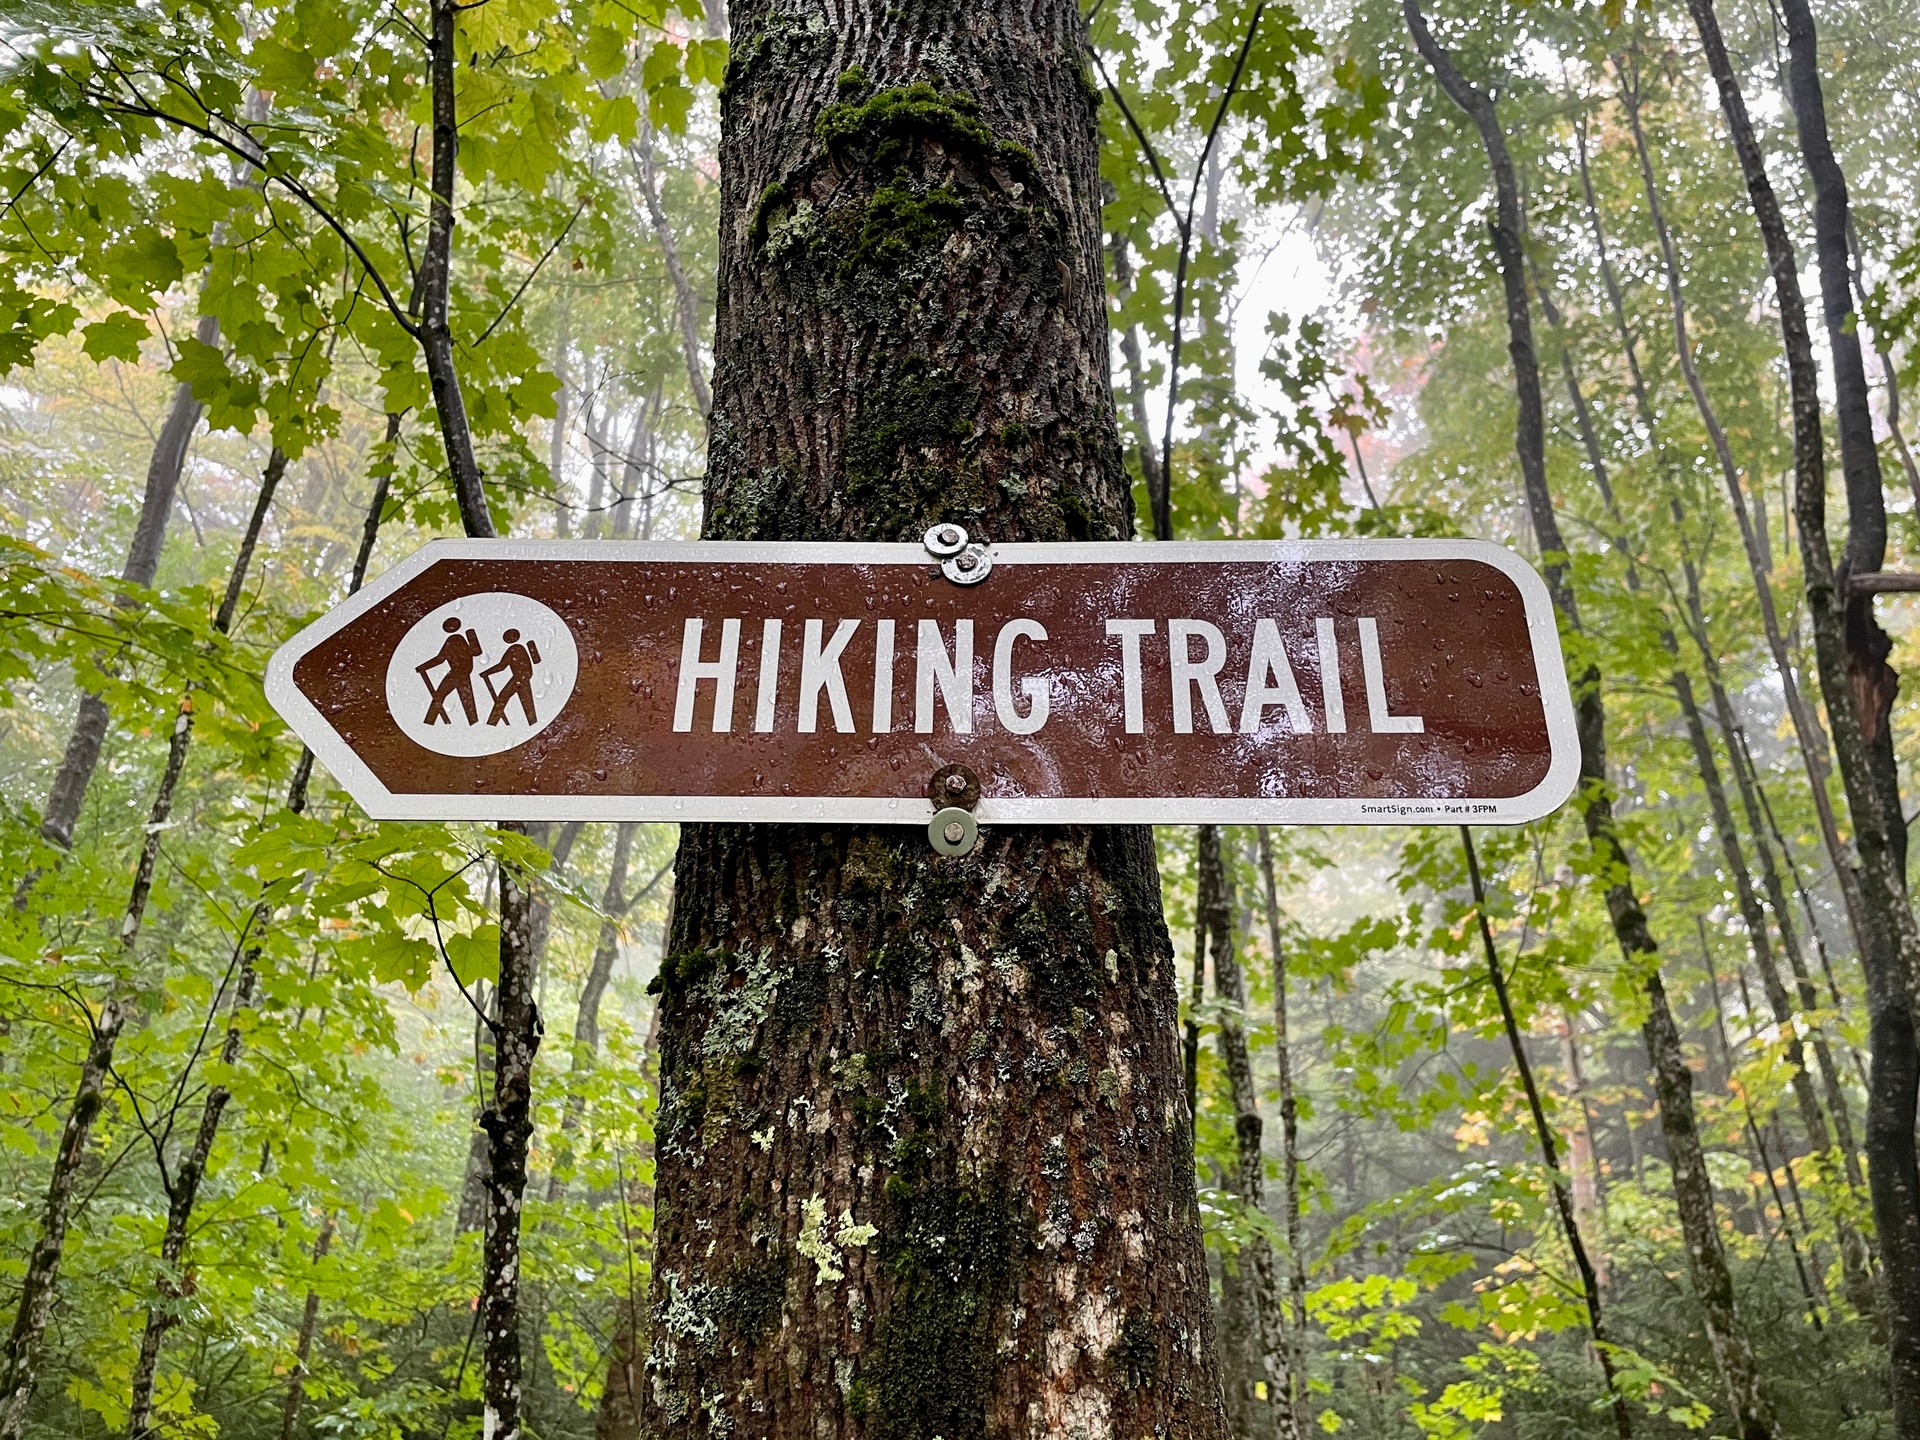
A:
[1, 0, 1917, 1434]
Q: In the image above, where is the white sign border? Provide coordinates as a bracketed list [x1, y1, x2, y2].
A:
[265, 537, 1581, 828]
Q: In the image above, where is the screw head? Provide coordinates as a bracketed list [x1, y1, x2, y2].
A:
[945, 772, 967, 794]
[923, 523, 968, 558]
[928, 805, 978, 857]
[941, 543, 992, 586]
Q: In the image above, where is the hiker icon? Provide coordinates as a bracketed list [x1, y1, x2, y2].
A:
[386, 592, 579, 759]
[481, 628, 543, 727]
[416, 616, 484, 725]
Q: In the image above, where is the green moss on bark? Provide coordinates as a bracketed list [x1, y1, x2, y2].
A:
[856, 180, 968, 270]
[841, 358, 982, 536]
[816, 82, 995, 169]
[815, 81, 1041, 191]
[864, 1180, 1024, 1439]
[714, 1248, 789, 1349]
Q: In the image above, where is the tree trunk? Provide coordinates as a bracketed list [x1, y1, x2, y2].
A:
[415, 7, 540, 1433]
[1256, 827, 1309, 1434]
[1778, 0, 1905, 877]
[421, 0, 493, 539]
[551, 294, 574, 539]
[1641, 970, 1779, 1439]
[0, 998, 129, 1440]
[596, 917, 670, 1440]
[1399, 7, 1778, 1433]
[1691, 616, 1866, 1198]
[126, 1013, 241, 1440]
[548, 821, 645, 1203]
[1558, 1010, 1607, 1286]
[1532, 271, 1853, 1273]
[457, 985, 497, 1236]
[1200, 826, 1294, 1440]
[1683, 0, 1920, 1421]
[1702, 926, 1830, 1318]
[1186, 852, 1206, 1119]
[126, 434, 396, 1366]
[639, 3, 1228, 1430]
[37, 310, 221, 851]
[120, 447, 288, 1436]
[630, 123, 712, 422]
[1460, 829, 1632, 1437]
[479, 865, 540, 1440]
[278, 1217, 335, 1440]
[1618, 67, 1875, 960]
[2, 442, 287, 1440]
[1569, 112, 1872, 962]
[1106, 229, 1167, 522]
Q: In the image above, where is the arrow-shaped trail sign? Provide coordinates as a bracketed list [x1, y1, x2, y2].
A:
[266, 538, 1579, 827]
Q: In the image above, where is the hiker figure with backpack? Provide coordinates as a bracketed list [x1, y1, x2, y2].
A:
[481, 628, 543, 727]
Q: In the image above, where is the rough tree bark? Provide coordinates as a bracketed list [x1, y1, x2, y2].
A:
[638, 0, 1228, 1431]
[1398, 5, 1779, 1434]
[1683, 0, 1920, 1424]
[1778, 0, 1906, 880]
[419, 0, 491, 535]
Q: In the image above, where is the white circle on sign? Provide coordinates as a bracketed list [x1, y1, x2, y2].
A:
[385, 592, 579, 758]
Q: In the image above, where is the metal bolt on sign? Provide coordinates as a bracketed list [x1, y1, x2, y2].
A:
[924, 523, 992, 586]
[929, 807, 979, 856]
[943, 543, 992, 586]
[923, 523, 968, 558]
[927, 762, 981, 856]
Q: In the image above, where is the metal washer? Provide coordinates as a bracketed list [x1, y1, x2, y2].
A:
[941, 543, 992, 585]
[923, 523, 968, 558]
[928, 806, 979, 857]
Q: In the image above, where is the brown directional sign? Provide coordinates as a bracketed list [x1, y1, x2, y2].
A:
[265, 539, 1578, 826]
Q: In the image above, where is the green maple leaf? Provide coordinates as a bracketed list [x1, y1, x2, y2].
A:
[585, 24, 630, 81]
[80, 312, 151, 364]
[444, 923, 501, 987]
[648, 75, 693, 134]
[172, 334, 261, 432]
